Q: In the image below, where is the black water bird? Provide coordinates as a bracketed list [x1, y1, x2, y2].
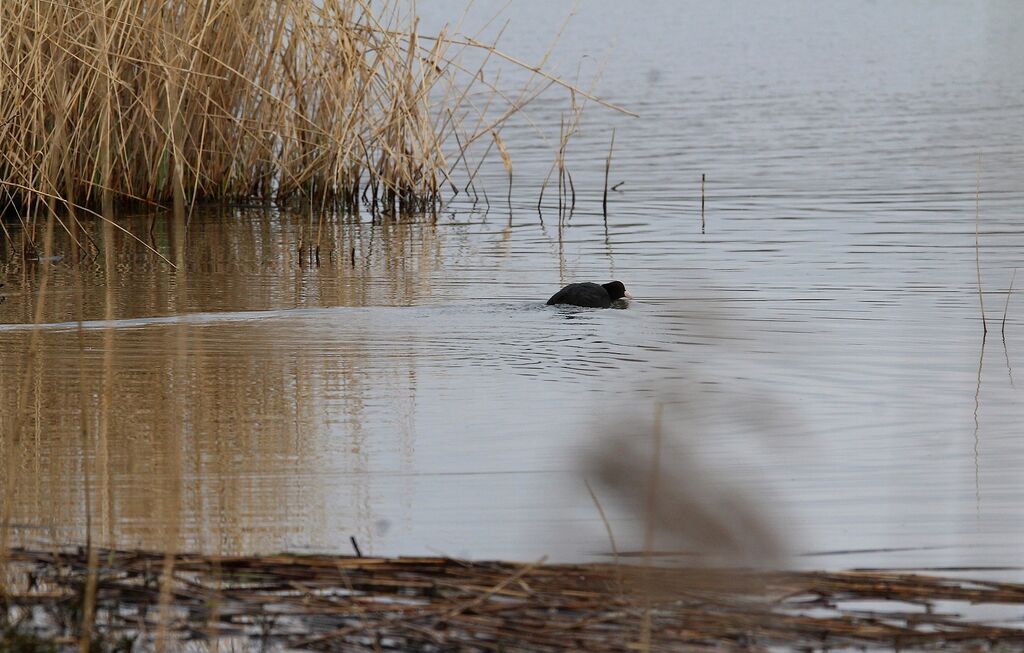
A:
[546, 281, 632, 308]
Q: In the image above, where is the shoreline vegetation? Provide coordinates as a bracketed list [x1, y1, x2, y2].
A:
[0, 0, 627, 257]
[3, 545, 1024, 652]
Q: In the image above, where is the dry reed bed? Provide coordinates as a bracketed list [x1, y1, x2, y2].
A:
[4, 546, 1024, 652]
[0, 0, 589, 239]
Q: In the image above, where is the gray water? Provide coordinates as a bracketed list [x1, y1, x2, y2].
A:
[2, 0, 1023, 572]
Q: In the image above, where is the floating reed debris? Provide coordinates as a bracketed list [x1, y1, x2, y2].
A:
[4, 546, 1024, 652]
[0, 1, 624, 240]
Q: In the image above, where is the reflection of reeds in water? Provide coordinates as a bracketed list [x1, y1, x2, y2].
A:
[0, 321, 428, 553]
[0, 206, 447, 323]
[0, 313, 424, 554]
[0, 207, 439, 561]
[1, 325, 291, 550]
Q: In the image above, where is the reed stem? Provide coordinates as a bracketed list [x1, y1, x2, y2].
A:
[603, 128, 616, 216]
[976, 158, 987, 335]
[701, 173, 706, 234]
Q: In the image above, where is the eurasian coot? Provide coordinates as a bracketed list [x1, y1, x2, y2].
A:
[546, 281, 632, 308]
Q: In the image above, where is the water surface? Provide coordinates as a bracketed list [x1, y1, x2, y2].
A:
[2, 0, 1024, 572]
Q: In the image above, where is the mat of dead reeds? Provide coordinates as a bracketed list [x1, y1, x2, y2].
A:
[3, 546, 1024, 652]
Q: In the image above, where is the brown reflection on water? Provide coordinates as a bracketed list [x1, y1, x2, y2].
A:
[0, 207, 433, 554]
[0, 305, 421, 556]
[0, 206, 445, 323]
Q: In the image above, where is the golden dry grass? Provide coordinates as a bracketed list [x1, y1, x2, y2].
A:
[0, 0, 615, 239]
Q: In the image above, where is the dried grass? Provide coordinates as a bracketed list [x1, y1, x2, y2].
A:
[0, 0, 619, 242]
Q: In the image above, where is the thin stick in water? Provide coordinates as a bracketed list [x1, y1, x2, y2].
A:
[976, 158, 987, 335]
[1002, 268, 1016, 339]
[567, 168, 576, 215]
[701, 173, 706, 234]
[603, 128, 616, 217]
[1002, 269, 1016, 388]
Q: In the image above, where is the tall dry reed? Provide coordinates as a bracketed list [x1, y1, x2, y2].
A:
[0, 1, 613, 239]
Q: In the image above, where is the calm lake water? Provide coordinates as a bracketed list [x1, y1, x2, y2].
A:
[3, 0, 1024, 572]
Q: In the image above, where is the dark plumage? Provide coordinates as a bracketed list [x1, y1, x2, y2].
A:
[546, 281, 632, 308]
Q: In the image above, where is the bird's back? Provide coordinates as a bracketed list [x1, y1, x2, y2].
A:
[546, 282, 611, 308]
